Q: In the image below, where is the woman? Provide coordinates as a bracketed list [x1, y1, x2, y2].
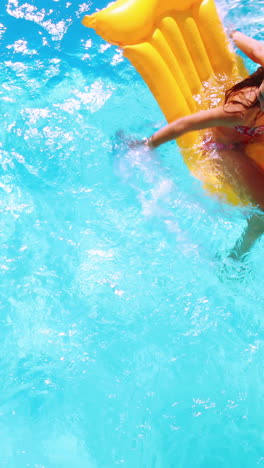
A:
[135, 31, 264, 258]
[144, 32, 264, 146]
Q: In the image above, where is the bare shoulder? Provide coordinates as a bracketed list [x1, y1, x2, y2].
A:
[224, 88, 259, 121]
[225, 87, 258, 108]
[208, 104, 248, 126]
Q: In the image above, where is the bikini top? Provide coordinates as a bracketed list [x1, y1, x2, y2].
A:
[234, 125, 264, 137]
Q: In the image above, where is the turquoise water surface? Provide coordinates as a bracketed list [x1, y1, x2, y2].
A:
[1, 0, 264, 466]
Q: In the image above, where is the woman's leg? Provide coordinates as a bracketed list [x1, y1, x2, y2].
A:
[229, 213, 264, 259]
[220, 148, 264, 208]
[219, 149, 264, 258]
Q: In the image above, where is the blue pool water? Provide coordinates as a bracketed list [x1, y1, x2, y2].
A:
[1, 0, 264, 466]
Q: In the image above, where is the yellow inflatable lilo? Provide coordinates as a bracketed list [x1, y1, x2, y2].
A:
[82, 0, 254, 205]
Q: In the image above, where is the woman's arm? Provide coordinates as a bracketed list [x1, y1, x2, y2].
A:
[148, 106, 244, 148]
[230, 31, 264, 67]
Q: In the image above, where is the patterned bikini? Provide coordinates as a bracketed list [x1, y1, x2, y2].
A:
[234, 125, 264, 136]
[203, 125, 264, 152]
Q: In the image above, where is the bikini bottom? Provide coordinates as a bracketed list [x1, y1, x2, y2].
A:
[202, 139, 245, 152]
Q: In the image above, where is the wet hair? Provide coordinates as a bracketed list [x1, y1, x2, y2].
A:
[224, 66, 264, 109]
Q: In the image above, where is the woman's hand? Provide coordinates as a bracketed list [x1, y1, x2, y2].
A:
[127, 137, 154, 149]
[114, 130, 154, 150]
[226, 27, 237, 41]
[229, 31, 264, 66]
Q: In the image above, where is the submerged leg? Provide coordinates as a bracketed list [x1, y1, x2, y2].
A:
[216, 148, 264, 259]
[229, 213, 264, 260]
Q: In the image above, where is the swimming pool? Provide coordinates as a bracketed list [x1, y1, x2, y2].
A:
[1, 0, 264, 466]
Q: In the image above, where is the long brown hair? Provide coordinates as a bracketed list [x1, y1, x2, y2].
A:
[224, 66, 264, 109]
